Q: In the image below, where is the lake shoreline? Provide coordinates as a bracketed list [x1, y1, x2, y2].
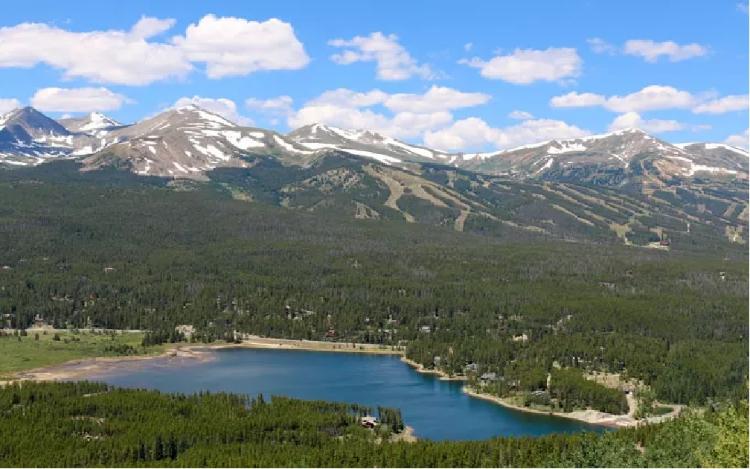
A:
[9, 335, 679, 430]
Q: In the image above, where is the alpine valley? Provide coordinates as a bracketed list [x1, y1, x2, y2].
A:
[1, 105, 747, 249]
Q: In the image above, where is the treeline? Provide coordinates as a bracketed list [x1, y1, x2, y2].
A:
[549, 368, 628, 414]
[0, 165, 746, 410]
[0, 382, 746, 467]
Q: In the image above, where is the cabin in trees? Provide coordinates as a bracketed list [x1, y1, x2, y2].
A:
[33, 314, 49, 329]
[480, 372, 498, 385]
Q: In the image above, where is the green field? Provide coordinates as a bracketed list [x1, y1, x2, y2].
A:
[0, 330, 170, 378]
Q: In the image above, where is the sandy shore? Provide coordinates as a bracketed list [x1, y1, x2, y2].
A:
[228, 335, 403, 355]
[9, 335, 682, 430]
[14, 346, 214, 382]
[399, 357, 467, 381]
[463, 386, 682, 428]
[12, 337, 402, 382]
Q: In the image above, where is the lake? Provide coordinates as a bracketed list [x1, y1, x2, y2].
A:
[88, 348, 604, 441]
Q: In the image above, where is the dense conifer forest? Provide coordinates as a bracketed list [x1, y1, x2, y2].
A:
[0, 382, 746, 467]
[0, 163, 747, 414]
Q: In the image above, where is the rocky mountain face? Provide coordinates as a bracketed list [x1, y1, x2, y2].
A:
[458, 129, 748, 189]
[82, 105, 315, 180]
[58, 112, 121, 134]
[0, 106, 746, 185]
[288, 123, 451, 165]
[0, 105, 747, 248]
[0, 107, 74, 164]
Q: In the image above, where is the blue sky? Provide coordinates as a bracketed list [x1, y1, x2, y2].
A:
[0, 0, 747, 151]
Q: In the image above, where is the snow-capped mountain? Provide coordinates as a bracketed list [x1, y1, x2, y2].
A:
[458, 128, 748, 185]
[287, 123, 451, 165]
[58, 112, 121, 134]
[0, 107, 75, 165]
[1, 106, 747, 186]
[82, 105, 315, 179]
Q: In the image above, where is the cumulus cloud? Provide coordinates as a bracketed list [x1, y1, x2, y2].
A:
[383, 86, 490, 113]
[551, 85, 696, 112]
[0, 98, 21, 114]
[328, 32, 434, 80]
[550, 92, 607, 108]
[460, 47, 581, 84]
[174, 96, 253, 126]
[307, 89, 390, 108]
[286, 86, 492, 139]
[31, 87, 129, 112]
[289, 103, 451, 139]
[693, 94, 749, 114]
[724, 128, 749, 150]
[0, 15, 309, 85]
[508, 110, 534, 120]
[587, 37, 616, 55]
[175, 15, 309, 78]
[623, 39, 708, 63]
[608, 112, 684, 133]
[605, 85, 696, 112]
[129, 16, 176, 39]
[551, 85, 747, 115]
[245, 96, 294, 116]
[0, 18, 190, 85]
[424, 117, 589, 151]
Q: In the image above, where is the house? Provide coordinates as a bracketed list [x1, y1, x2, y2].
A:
[103, 266, 116, 273]
[360, 416, 378, 428]
[419, 325, 432, 334]
[33, 314, 48, 328]
[464, 363, 479, 373]
[325, 328, 336, 338]
[479, 372, 498, 385]
[175, 324, 195, 340]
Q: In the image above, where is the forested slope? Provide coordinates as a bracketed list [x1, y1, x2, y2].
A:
[0, 162, 746, 410]
[0, 382, 746, 467]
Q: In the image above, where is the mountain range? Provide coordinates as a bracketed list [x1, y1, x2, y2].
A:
[1, 105, 747, 248]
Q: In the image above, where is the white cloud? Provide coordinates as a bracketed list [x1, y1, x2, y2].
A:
[0, 15, 310, 85]
[245, 96, 294, 116]
[174, 15, 309, 78]
[289, 103, 451, 139]
[550, 91, 607, 108]
[623, 39, 708, 63]
[0, 98, 21, 114]
[424, 117, 589, 151]
[460, 47, 581, 84]
[608, 112, 684, 133]
[739, 2, 749, 14]
[174, 96, 253, 126]
[508, 110, 534, 120]
[307, 89, 390, 108]
[693, 94, 749, 114]
[287, 86, 491, 139]
[553, 86, 748, 115]
[328, 32, 434, 80]
[30, 87, 129, 112]
[550, 85, 696, 112]
[725, 128, 749, 150]
[383, 86, 490, 113]
[587, 38, 616, 55]
[605, 85, 695, 112]
[0, 18, 191, 85]
[130, 16, 176, 39]
[464, 42, 473, 52]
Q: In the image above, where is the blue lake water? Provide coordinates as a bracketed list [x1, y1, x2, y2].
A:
[89, 348, 604, 441]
